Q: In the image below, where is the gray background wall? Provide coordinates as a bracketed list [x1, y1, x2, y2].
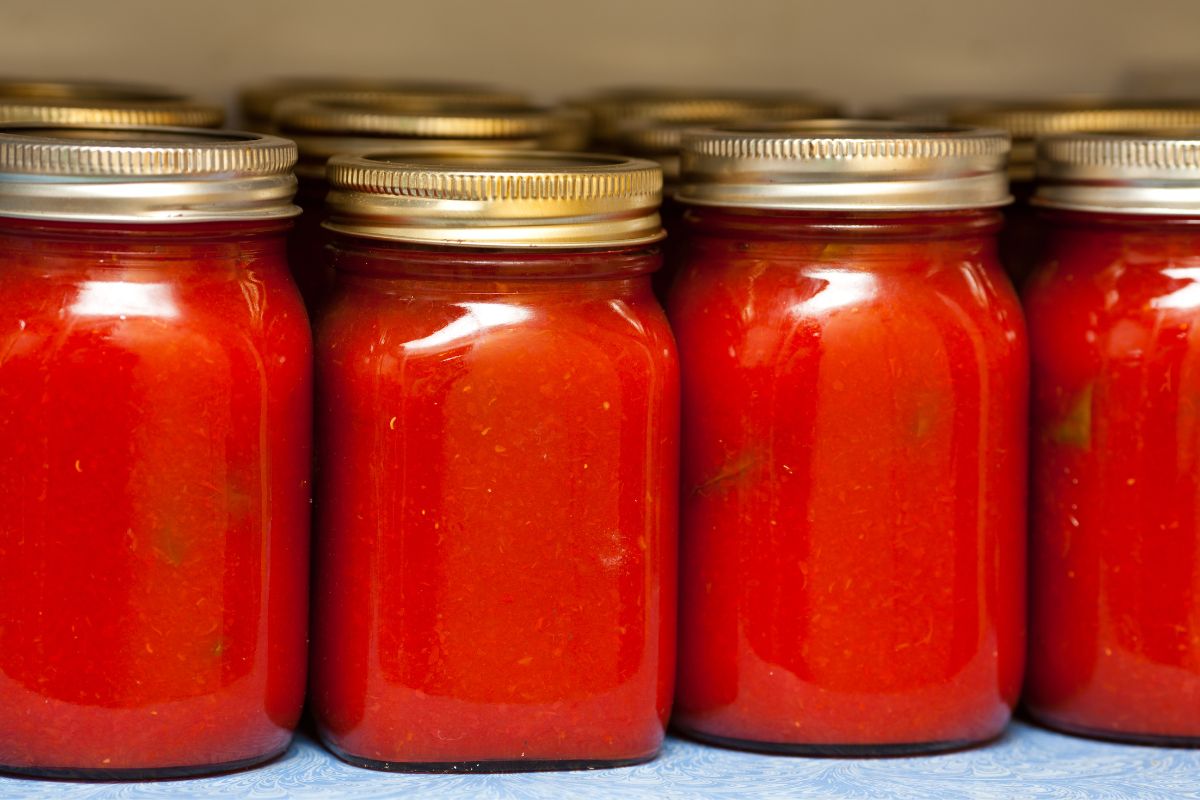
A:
[3, 0, 1197, 111]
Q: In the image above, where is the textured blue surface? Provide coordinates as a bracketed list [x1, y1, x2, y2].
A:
[3, 722, 1200, 800]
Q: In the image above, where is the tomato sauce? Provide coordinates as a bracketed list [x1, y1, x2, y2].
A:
[310, 241, 677, 769]
[671, 206, 1027, 753]
[0, 218, 311, 777]
[1025, 210, 1200, 743]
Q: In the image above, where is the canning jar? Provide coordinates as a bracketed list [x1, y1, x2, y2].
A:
[1025, 131, 1200, 744]
[272, 96, 587, 314]
[0, 126, 311, 778]
[310, 151, 678, 770]
[670, 121, 1028, 754]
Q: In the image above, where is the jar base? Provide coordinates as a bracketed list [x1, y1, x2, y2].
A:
[1026, 711, 1200, 748]
[675, 726, 991, 757]
[0, 743, 290, 781]
[322, 737, 658, 773]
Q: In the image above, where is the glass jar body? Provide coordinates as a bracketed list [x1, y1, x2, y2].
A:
[1025, 211, 1200, 744]
[0, 218, 312, 778]
[310, 237, 679, 770]
[670, 207, 1028, 753]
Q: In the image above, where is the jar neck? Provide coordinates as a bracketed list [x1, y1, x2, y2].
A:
[0, 216, 290, 269]
[1036, 207, 1200, 233]
[328, 232, 661, 284]
[679, 205, 1004, 241]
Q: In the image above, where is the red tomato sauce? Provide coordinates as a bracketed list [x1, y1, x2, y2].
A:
[1025, 211, 1200, 743]
[0, 218, 312, 777]
[310, 239, 678, 769]
[670, 208, 1027, 752]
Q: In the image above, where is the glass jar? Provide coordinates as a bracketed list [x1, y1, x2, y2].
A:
[0, 78, 223, 126]
[0, 126, 311, 778]
[1025, 132, 1200, 744]
[670, 121, 1027, 754]
[311, 151, 678, 771]
[949, 101, 1200, 286]
[272, 96, 588, 316]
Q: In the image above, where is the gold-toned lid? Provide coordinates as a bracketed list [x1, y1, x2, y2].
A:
[950, 99, 1200, 181]
[573, 87, 841, 144]
[677, 120, 1011, 211]
[0, 78, 224, 128]
[276, 95, 590, 178]
[324, 150, 663, 248]
[239, 78, 526, 127]
[0, 124, 298, 222]
[1035, 131, 1200, 215]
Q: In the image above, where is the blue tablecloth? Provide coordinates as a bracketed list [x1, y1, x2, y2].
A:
[3, 721, 1198, 799]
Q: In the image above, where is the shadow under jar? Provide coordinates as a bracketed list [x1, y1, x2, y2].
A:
[0, 126, 312, 778]
[669, 121, 1028, 755]
[1024, 132, 1200, 745]
[310, 150, 678, 771]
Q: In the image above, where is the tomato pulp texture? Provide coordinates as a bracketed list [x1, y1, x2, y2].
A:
[670, 208, 1028, 753]
[288, 177, 335, 315]
[311, 238, 679, 770]
[0, 218, 312, 778]
[1025, 211, 1200, 743]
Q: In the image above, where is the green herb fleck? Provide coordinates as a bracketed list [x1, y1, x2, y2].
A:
[692, 451, 760, 496]
[1050, 384, 1093, 448]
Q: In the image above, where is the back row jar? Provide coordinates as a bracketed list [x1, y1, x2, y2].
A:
[310, 150, 678, 770]
[669, 121, 1028, 753]
[0, 126, 310, 777]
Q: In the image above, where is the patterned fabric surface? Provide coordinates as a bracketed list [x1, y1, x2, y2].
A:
[3, 722, 1200, 800]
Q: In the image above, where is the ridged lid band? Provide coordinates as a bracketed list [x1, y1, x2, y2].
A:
[1035, 132, 1200, 215]
[275, 96, 590, 180]
[324, 150, 664, 248]
[0, 78, 224, 128]
[239, 78, 527, 126]
[574, 88, 841, 143]
[0, 125, 299, 222]
[676, 120, 1012, 211]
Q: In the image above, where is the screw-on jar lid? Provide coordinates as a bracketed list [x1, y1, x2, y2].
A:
[676, 120, 1011, 211]
[239, 78, 526, 128]
[324, 150, 663, 248]
[950, 99, 1200, 181]
[1035, 131, 1200, 215]
[0, 125, 299, 222]
[0, 78, 224, 128]
[573, 87, 841, 144]
[275, 95, 590, 179]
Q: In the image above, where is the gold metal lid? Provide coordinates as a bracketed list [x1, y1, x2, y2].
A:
[950, 99, 1200, 181]
[276, 96, 590, 179]
[0, 124, 298, 222]
[677, 120, 1011, 211]
[0, 78, 224, 128]
[573, 87, 841, 144]
[324, 150, 663, 248]
[1035, 131, 1200, 215]
[239, 78, 526, 127]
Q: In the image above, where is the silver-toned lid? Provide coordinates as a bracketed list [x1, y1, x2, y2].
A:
[676, 120, 1012, 211]
[324, 149, 663, 248]
[0, 125, 299, 222]
[1035, 131, 1200, 215]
